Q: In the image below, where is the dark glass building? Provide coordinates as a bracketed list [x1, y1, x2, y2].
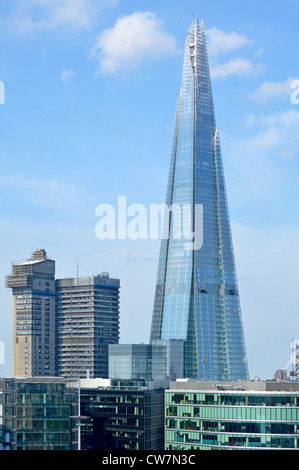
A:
[79, 378, 165, 450]
[150, 18, 248, 381]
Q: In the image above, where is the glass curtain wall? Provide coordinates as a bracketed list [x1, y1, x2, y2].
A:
[150, 18, 248, 380]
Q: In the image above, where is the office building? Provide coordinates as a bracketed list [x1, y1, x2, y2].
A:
[151, 340, 184, 380]
[0, 377, 78, 450]
[109, 340, 184, 381]
[55, 273, 120, 378]
[79, 378, 166, 450]
[108, 344, 152, 380]
[165, 379, 299, 450]
[150, 17, 248, 380]
[6, 249, 56, 377]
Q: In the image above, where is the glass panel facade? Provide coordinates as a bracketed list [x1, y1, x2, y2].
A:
[152, 340, 184, 380]
[109, 340, 184, 380]
[0, 378, 77, 450]
[150, 18, 248, 380]
[165, 389, 299, 450]
[109, 344, 152, 379]
[80, 381, 165, 450]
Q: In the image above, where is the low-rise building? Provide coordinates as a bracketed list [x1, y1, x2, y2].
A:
[0, 377, 78, 450]
[165, 379, 299, 450]
[108, 340, 184, 380]
[79, 378, 167, 450]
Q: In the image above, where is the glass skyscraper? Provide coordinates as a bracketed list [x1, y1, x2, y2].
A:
[150, 18, 249, 381]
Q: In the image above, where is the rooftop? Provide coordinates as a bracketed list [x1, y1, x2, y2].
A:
[169, 379, 299, 393]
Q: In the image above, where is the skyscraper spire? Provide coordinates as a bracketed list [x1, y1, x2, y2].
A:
[150, 18, 249, 380]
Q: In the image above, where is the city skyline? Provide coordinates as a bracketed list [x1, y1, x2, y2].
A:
[1, 0, 299, 380]
[6, 247, 120, 379]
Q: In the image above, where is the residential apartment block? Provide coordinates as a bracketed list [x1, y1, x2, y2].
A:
[56, 274, 120, 378]
[6, 250, 120, 379]
[6, 249, 56, 377]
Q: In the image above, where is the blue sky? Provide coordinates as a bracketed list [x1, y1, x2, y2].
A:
[1, 0, 299, 379]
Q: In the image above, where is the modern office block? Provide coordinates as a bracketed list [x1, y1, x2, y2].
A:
[6, 249, 56, 377]
[150, 17, 248, 380]
[55, 273, 120, 378]
[109, 340, 184, 381]
[108, 344, 152, 380]
[151, 340, 184, 380]
[79, 378, 166, 450]
[0, 377, 78, 450]
[165, 380, 299, 450]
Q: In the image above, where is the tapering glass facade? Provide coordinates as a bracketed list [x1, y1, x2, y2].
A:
[150, 18, 248, 380]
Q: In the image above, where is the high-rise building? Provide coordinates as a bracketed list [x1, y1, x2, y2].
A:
[6, 249, 120, 379]
[55, 274, 120, 379]
[6, 249, 56, 377]
[150, 18, 248, 380]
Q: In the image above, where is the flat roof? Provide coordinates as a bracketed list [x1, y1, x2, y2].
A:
[168, 379, 299, 393]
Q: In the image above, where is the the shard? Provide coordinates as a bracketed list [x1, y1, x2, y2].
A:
[150, 17, 249, 380]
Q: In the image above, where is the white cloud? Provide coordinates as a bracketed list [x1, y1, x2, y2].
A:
[0, 174, 90, 213]
[211, 57, 264, 79]
[61, 68, 75, 81]
[205, 27, 264, 79]
[223, 109, 299, 203]
[243, 110, 299, 163]
[206, 27, 252, 57]
[246, 109, 299, 132]
[90, 11, 179, 75]
[12, 0, 103, 32]
[250, 77, 296, 103]
[245, 110, 299, 162]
